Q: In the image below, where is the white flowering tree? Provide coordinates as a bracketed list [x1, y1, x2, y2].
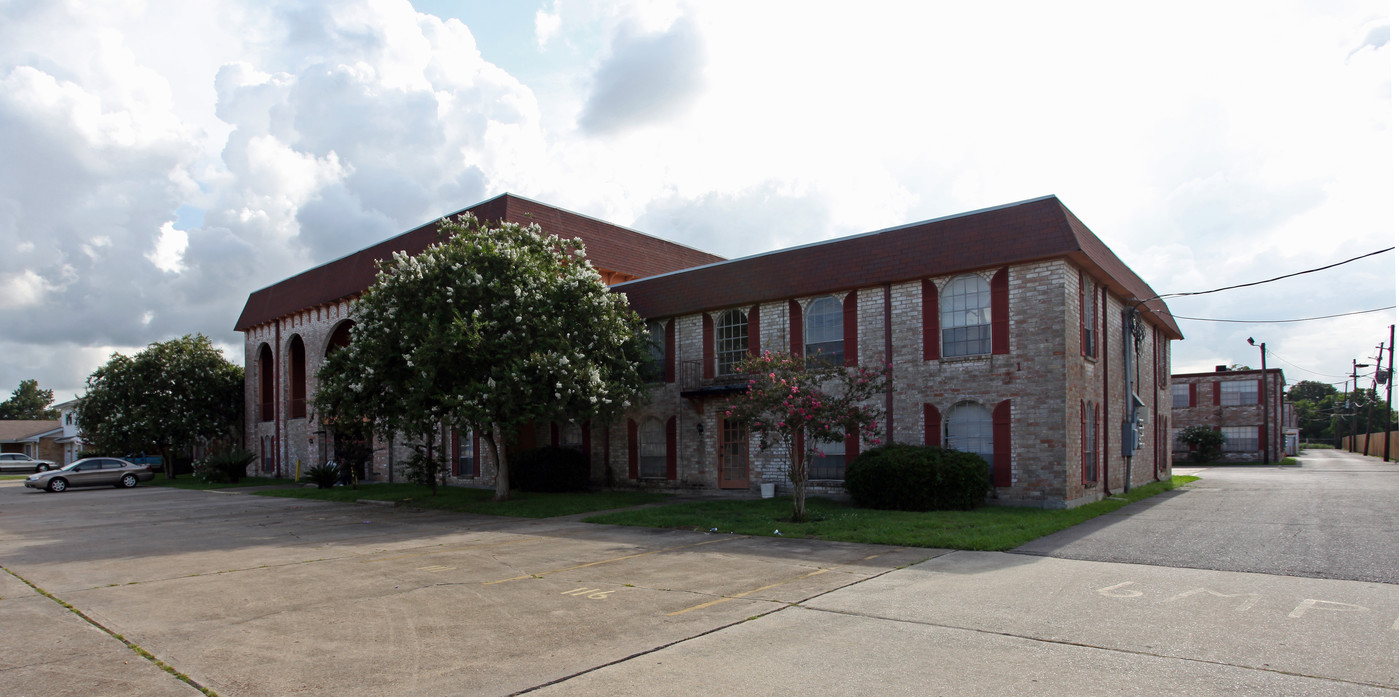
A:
[77, 334, 244, 478]
[315, 214, 650, 500]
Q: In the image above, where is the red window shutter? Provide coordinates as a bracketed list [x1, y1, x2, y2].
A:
[1188, 382, 1196, 407]
[1212, 382, 1221, 406]
[1257, 425, 1265, 451]
[580, 422, 591, 469]
[843, 291, 858, 367]
[1080, 401, 1087, 485]
[664, 320, 676, 384]
[845, 431, 859, 465]
[1078, 271, 1087, 357]
[627, 420, 639, 479]
[665, 416, 678, 480]
[550, 423, 559, 447]
[992, 399, 1012, 487]
[924, 404, 941, 446]
[1257, 379, 1264, 404]
[922, 279, 940, 361]
[748, 304, 761, 356]
[702, 313, 715, 379]
[991, 268, 1010, 355]
[789, 299, 803, 356]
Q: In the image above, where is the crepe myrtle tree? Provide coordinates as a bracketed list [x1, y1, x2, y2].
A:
[315, 213, 650, 500]
[76, 334, 244, 478]
[722, 351, 890, 522]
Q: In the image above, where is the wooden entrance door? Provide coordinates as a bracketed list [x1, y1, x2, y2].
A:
[718, 418, 749, 489]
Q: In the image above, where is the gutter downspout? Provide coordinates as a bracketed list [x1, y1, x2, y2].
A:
[1102, 286, 1110, 496]
[884, 284, 894, 440]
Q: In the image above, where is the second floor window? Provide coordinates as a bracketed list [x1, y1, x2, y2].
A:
[804, 295, 843, 364]
[941, 275, 991, 357]
[1172, 383, 1191, 408]
[716, 308, 748, 376]
[1220, 381, 1257, 406]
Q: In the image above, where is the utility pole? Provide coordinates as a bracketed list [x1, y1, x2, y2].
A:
[1386, 325, 1395, 462]
[1248, 337, 1268, 464]
[1350, 359, 1371, 453]
[1364, 343, 1383, 458]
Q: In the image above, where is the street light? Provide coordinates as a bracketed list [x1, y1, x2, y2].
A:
[1247, 338, 1269, 464]
[1350, 359, 1371, 452]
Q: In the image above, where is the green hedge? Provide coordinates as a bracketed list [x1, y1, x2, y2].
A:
[845, 443, 990, 511]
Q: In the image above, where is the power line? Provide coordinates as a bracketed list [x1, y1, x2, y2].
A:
[1152, 247, 1393, 299]
[1173, 305, 1396, 324]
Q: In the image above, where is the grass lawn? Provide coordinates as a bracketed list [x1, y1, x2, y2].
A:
[255, 483, 671, 518]
[147, 475, 296, 490]
[0, 474, 28, 481]
[584, 475, 1200, 551]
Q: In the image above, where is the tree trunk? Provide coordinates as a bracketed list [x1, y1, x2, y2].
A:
[789, 437, 807, 522]
[424, 429, 437, 495]
[159, 444, 174, 479]
[491, 421, 510, 501]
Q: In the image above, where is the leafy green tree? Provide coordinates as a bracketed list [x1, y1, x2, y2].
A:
[1287, 380, 1337, 404]
[721, 351, 890, 522]
[314, 214, 650, 500]
[77, 334, 244, 478]
[1178, 425, 1224, 463]
[0, 379, 60, 420]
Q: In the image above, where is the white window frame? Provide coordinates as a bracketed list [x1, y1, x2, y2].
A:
[638, 419, 666, 479]
[715, 309, 748, 376]
[1220, 381, 1257, 407]
[804, 295, 843, 365]
[1172, 383, 1191, 408]
[941, 275, 992, 358]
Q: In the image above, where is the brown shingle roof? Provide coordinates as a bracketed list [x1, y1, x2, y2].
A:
[0, 420, 61, 442]
[615, 195, 1182, 339]
[234, 194, 725, 331]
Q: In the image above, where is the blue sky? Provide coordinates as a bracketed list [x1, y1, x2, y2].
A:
[0, 0, 1392, 402]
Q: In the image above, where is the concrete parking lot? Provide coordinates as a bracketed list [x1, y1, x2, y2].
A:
[1, 449, 1395, 696]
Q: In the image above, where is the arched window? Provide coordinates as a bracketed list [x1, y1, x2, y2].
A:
[804, 296, 843, 364]
[326, 320, 355, 356]
[638, 418, 666, 478]
[288, 335, 306, 419]
[940, 275, 992, 357]
[258, 343, 274, 422]
[715, 309, 748, 376]
[945, 401, 993, 467]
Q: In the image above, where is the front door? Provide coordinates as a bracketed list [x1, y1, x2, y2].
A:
[717, 418, 749, 489]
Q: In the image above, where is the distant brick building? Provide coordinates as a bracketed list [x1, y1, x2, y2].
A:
[236, 193, 1181, 508]
[1171, 368, 1287, 463]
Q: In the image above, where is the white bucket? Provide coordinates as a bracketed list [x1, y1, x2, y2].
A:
[760, 483, 776, 499]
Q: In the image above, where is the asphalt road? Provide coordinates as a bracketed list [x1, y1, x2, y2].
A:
[1014, 449, 1399, 583]
[1, 449, 1395, 696]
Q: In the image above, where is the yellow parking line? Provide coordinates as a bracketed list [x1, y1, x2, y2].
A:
[666, 552, 892, 616]
[482, 537, 732, 585]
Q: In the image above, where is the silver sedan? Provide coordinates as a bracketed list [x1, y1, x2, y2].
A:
[0, 452, 56, 473]
[24, 457, 154, 492]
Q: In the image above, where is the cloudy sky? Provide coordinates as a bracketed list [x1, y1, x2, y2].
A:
[0, 0, 1392, 404]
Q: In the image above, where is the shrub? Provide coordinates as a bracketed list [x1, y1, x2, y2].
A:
[510, 446, 590, 492]
[845, 443, 990, 511]
[1178, 425, 1224, 463]
[193, 448, 256, 483]
[305, 463, 340, 489]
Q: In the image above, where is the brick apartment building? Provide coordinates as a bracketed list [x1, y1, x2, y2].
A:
[1171, 368, 1287, 462]
[236, 193, 1181, 508]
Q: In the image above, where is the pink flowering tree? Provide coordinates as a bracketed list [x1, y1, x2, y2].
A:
[722, 351, 890, 522]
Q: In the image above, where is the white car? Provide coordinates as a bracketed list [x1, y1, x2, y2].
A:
[0, 453, 56, 473]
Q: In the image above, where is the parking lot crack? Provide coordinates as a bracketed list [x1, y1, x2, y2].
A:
[1, 565, 219, 696]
